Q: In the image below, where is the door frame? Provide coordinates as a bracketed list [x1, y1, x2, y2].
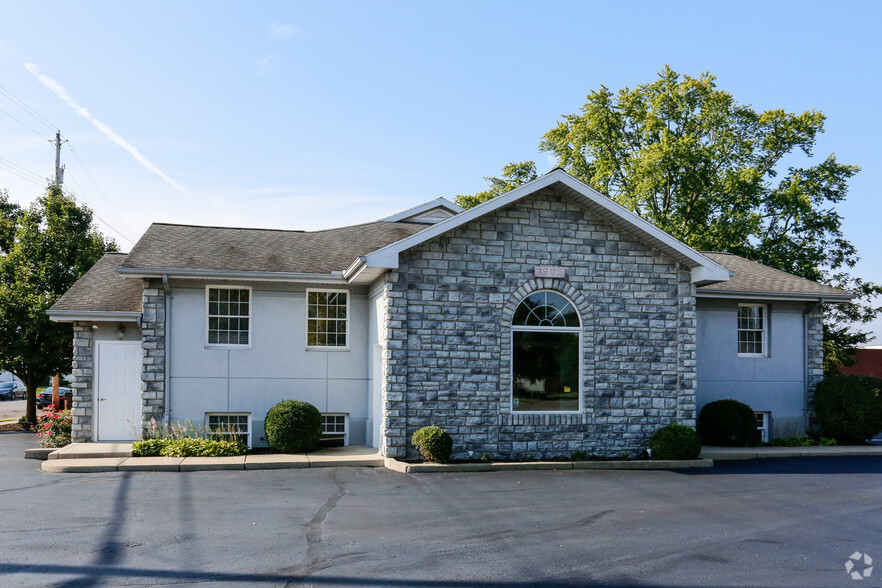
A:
[94, 340, 142, 442]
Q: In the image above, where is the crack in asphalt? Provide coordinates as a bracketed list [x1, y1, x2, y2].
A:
[281, 469, 369, 586]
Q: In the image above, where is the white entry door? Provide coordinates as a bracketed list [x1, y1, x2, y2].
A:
[96, 341, 142, 441]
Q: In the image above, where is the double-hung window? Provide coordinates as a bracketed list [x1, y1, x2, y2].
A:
[307, 290, 348, 349]
[737, 304, 766, 356]
[207, 286, 251, 346]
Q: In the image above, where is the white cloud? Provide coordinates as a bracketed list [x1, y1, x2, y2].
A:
[269, 24, 295, 41]
[23, 62, 190, 196]
[258, 55, 273, 74]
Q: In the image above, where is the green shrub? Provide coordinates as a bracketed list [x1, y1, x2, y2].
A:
[812, 374, 882, 443]
[265, 400, 323, 453]
[36, 407, 71, 448]
[411, 425, 453, 463]
[647, 424, 702, 460]
[132, 439, 165, 456]
[698, 399, 759, 446]
[766, 436, 813, 447]
[159, 438, 246, 457]
[570, 450, 591, 461]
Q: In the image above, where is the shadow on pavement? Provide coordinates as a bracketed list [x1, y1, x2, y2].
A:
[676, 456, 882, 475]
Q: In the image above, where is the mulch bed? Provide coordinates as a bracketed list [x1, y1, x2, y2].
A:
[0, 422, 34, 432]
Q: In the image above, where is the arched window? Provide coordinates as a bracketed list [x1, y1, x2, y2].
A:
[511, 291, 581, 412]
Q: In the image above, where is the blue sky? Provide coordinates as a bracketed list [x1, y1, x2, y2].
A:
[1, 0, 880, 341]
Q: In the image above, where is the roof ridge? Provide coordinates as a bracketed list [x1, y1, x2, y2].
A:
[148, 220, 418, 235]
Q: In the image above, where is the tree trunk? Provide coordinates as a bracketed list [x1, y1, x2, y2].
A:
[25, 380, 37, 424]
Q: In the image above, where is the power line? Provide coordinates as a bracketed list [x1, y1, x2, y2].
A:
[0, 83, 57, 132]
[63, 175, 139, 245]
[0, 156, 46, 183]
[0, 160, 44, 186]
[0, 105, 50, 139]
[64, 142, 137, 237]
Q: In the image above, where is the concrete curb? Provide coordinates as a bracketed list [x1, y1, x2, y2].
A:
[40, 450, 384, 473]
[384, 457, 714, 473]
[700, 445, 882, 460]
[24, 448, 55, 460]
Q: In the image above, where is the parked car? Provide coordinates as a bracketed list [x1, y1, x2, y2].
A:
[0, 382, 15, 401]
[37, 387, 72, 409]
[14, 381, 25, 399]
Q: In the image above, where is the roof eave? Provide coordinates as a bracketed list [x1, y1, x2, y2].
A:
[117, 266, 348, 284]
[362, 170, 730, 285]
[696, 290, 854, 302]
[380, 197, 464, 223]
[48, 310, 142, 323]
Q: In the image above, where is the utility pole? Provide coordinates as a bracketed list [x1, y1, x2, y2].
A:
[51, 130, 67, 187]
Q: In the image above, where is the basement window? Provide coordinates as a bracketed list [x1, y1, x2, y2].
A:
[320, 413, 348, 447]
[206, 413, 251, 448]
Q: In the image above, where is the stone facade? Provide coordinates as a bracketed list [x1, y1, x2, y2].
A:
[70, 322, 94, 442]
[382, 189, 696, 460]
[140, 280, 166, 429]
[805, 303, 825, 428]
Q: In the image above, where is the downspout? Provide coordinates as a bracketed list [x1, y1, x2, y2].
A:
[162, 274, 171, 425]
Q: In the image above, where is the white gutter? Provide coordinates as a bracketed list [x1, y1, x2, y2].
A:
[696, 291, 853, 302]
[117, 267, 347, 284]
[48, 311, 142, 322]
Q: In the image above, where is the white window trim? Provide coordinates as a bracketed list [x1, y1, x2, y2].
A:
[510, 290, 583, 415]
[755, 411, 770, 443]
[205, 285, 252, 349]
[737, 303, 767, 357]
[321, 413, 349, 446]
[205, 412, 251, 448]
[305, 288, 350, 351]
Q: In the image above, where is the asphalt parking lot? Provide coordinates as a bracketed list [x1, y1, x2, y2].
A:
[1, 431, 880, 587]
[0, 398, 26, 421]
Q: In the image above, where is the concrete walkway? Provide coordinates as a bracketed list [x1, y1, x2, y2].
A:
[29, 442, 882, 474]
[36, 444, 385, 473]
[700, 444, 882, 460]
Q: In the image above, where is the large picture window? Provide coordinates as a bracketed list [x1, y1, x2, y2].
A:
[511, 291, 581, 413]
[307, 290, 348, 348]
[206, 287, 250, 346]
[738, 304, 766, 356]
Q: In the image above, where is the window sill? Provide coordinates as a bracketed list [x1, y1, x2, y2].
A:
[206, 344, 252, 350]
[306, 347, 350, 352]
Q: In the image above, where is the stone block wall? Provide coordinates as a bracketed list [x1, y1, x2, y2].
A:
[805, 303, 825, 427]
[382, 189, 696, 460]
[70, 322, 94, 442]
[141, 280, 166, 429]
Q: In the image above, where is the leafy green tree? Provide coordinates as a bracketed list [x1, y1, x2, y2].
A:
[458, 66, 880, 368]
[0, 185, 116, 422]
[454, 161, 537, 209]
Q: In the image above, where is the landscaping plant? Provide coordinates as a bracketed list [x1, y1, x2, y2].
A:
[36, 406, 72, 448]
[132, 417, 247, 457]
[698, 399, 759, 446]
[264, 400, 323, 453]
[812, 374, 882, 443]
[647, 424, 702, 460]
[411, 425, 453, 463]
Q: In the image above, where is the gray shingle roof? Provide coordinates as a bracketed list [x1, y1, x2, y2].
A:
[50, 253, 143, 313]
[119, 221, 429, 275]
[698, 252, 852, 299]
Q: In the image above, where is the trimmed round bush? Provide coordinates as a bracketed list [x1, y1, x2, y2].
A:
[265, 400, 323, 453]
[698, 399, 758, 447]
[647, 424, 702, 460]
[412, 425, 453, 463]
[812, 374, 882, 443]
